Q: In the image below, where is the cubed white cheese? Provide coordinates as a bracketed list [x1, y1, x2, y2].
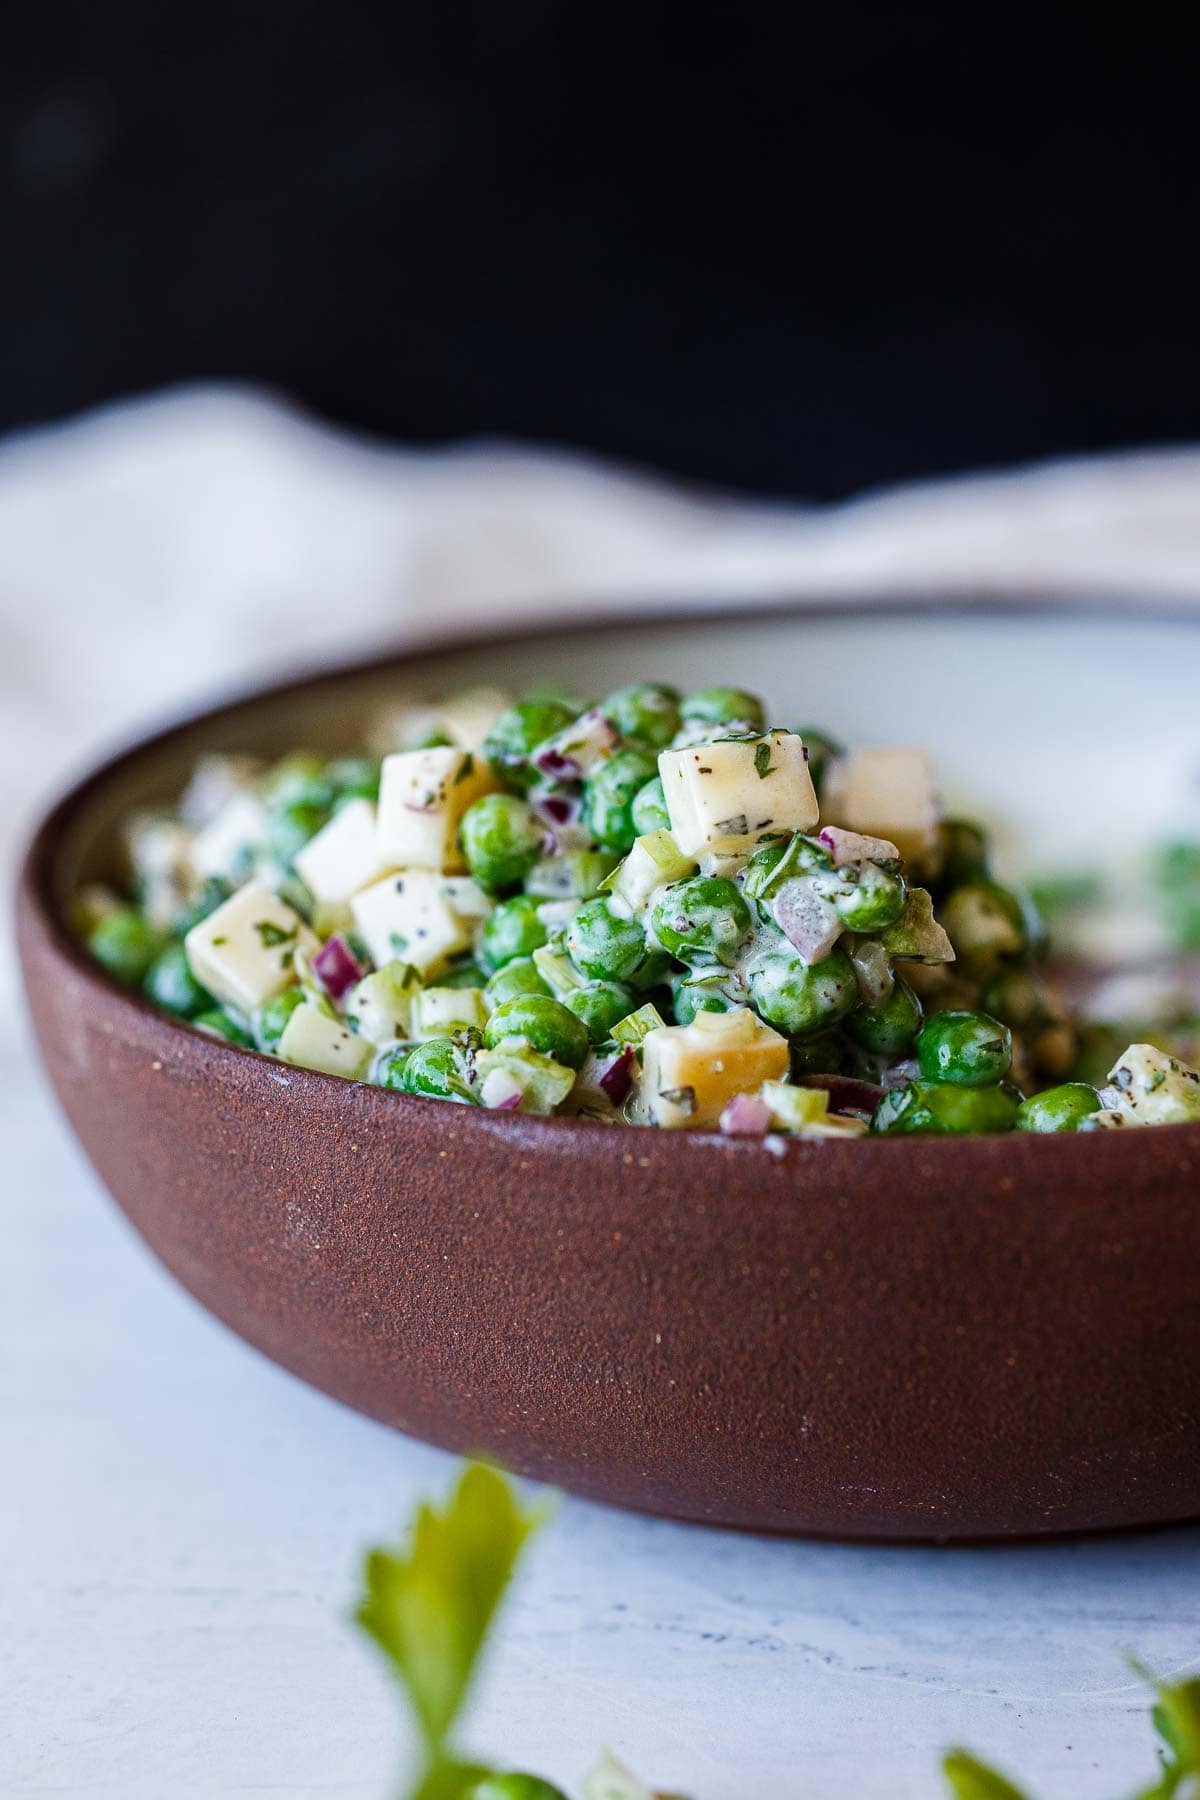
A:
[822, 748, 937, 868]
[1107, 1043, 1200, 1125]
[185, 879, 318, 1012]
[350, 869, 475, 975]
[639, 1005, 789, 1129]
[124, 814, 194, 927]
[376, 746, 496, 872]
[189, 790, 266, 882]
[277, 1002, 372, 1079]
[293, 798, 388, 905]
[438, 875, 493, 919]
[436, 685, 512, 750]
[658, 731, 817, 860]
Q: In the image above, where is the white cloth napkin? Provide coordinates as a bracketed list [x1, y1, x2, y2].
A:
[4, 382, 1199, 1023]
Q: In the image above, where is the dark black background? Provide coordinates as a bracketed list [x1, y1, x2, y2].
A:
[3, 3, 1198, 498]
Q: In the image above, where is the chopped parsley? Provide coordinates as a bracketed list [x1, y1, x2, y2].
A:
[754, 742, 773, 779]
[254, 920, 298, 948]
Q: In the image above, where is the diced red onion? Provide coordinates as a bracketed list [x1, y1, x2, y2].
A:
[719, 1093, 771, 1135]
[772, 878, 843, 964]
[849, 938, 893, 1007]
[312, 934, 366, 1001]
[533, 747, 582, 780]
[597, 1046, 635, 1106]
[532, 792, 580, 827]
[480, 1066, 525, 1110]
[532, 709, 617, 779]
[808, 1074, 885, 1114]
[819, 825, 901, 867]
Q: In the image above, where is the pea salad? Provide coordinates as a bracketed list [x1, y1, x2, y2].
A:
[77, 680, 1200, 1138]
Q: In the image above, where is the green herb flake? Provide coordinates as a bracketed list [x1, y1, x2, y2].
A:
[754, 742, 773, 779]
[452, 753, 475, 786]
[254, 919, 298, 948]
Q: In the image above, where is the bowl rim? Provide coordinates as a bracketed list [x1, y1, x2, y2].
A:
[20, 587, 1200, 1156]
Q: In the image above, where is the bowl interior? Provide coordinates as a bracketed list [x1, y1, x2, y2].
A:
[49, 600, 1200, 905]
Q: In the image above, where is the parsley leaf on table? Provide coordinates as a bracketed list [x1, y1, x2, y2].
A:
[355, 1461, 551, 1798]
[941, 1749, 1032, 1800]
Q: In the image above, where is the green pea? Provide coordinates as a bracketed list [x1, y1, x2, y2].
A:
[831, 863, 906, 932]
[325, 756, 381, 803]
[401, 1038, 479, 1103]
[1071, 1021, 1136, 1088]
[630, 775, 671, 836]
[484, 701, 576, 791]
[193, 1007, 254, 1048]
[249, 988, 305, 1053]
[264, 757, 334, 810]
[369, 1043, 415, 1090]
[484, 957, 551, 1008]
[873, 1080, 1021, 1135]
[171, 876, 232, 938]
[472, 1776, 569, 1800]
[940, 881, 1029, 971]
[1016, 1082, 1102, 1133]
[650, 876, 750, 967]
[938, 818, 990, 889]
[563, 979, 637, 1043]
[672, 973, 737, 1026]
[565, 898, 652, 983]
[845, 978, 923, 1058]
[479, 896, 549, 972]
[602, 682, 681, 749]
[788, 1029, 849, 1077]
[679, 687, 765, 728]
[267, 798, 329, 867]
[439, 960, 487, 990]
[747, 942, 857, 1036]
[742, 832, 830, 902]
[485, 995, 590, 1069]
[793, 726, 842, 794]
[916, 1009, 1013, 1087]
[461, 793, 544, 892]
[88, 907, 161, 986]
[978, 966, 1053, 1032]
[140, 942, 208, 1017]
[582, 747, 659, 854]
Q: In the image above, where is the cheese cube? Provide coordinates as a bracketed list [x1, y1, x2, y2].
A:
[658, 731, 817, 860]
[1107, 1043, 1200, 1125]
[640, 1006, 789, 1129]
[413, 986, 490, 1037]
[277, 1001, 372, 1079]
[350, 870, 475, 975]
[438, 875, 493, 919]
[376, 746, 497, 872]
[124, 814, 194, 928]
[822, 748, 937, 868]
[189, 790, 266, 882]
[345, 960, 422, 1046]
[293, 799, 388, 905]
[184, 879, 319, 1012]
[437, 685, 512, 750]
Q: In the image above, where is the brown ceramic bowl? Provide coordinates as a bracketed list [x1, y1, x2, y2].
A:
[17, 598, 1200, 1539]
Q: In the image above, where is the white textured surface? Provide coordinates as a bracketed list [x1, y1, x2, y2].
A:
[5, 390, 1200, 1797]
